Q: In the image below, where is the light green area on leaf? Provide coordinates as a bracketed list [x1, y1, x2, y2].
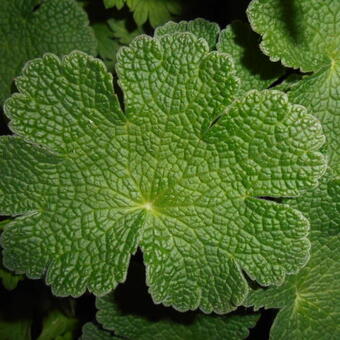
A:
[0, 32, 326, 312]
[245, 173, 340, 339]
[81, 323, 119, 340]
[247, 0, 340, 168]
[0, 318, 31, 340]
[96, 294, 259, 340]
[0, 0, 97, 105]
[37, 310, 78, 340]
[217, 21, 284, 96]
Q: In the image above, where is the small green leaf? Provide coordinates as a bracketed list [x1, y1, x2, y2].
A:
[37, 310, 78, 340]
[104, 0, 125, 10]
[245, 173, 340, 339]
[0, 33, 326, 312]
[96, 293, 259, 340]
[247, 0, 340, 167]
[126, 0, 182, 27]
[217, 21, 284, 96]
[0, 0, 97, 104]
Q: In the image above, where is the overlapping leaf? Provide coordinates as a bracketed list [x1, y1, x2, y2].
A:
[245, 173, 340, 339]
[0, 31, 326, 313]
[0, 0, 96, 104]
[247, 0, 340, 167]
[92, 293, 259, 340]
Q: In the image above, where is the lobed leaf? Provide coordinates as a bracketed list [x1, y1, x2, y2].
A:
[0, 32, 326, 312]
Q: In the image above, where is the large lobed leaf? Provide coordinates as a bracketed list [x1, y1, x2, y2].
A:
[0, 25, 326, 313]
[0, 0, 97, 105]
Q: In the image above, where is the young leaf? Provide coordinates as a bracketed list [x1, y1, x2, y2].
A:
[217, 21, 284, 96]
[93, 19, 142, 71]
[0, 33, 326, 313]
[96, 293, 259, 340]
[104, 0, 125, 10]
[245, 174, 340, 339]
[126, 0, 181, 27]
[247, 0, 340, 167]
[0, 0, 97, 105]
[37, 310, 78, 340]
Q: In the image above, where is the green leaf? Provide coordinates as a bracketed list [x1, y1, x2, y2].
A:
[104, 0, 125, 10]
[93, 22, 121, 71]
[93, 19, 143, 71]
[155, 18, 220, 49]
[245, 173, 340, 339]
[0, 319, 31, 340]
[155, 19, 284, 94]
[0, 32, 326, 312]
[0, 219, 24, 290]
[0, 0, 97, 105]
[81, 323, 118, 340]
[37, 310, 78, 340]
[247, 0, 340, 168]
[126, 0, 182, 27]
[96, 293, 259, 340]
[217, 21, 284, 96]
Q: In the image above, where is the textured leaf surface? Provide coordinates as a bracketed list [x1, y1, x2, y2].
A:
[0, 32, 326, 312]
[0, 0, 96, 104]
[247, 0, 340, 167]
[217, 21, 284, 96]
[81, 323, 118, 340]
[96, 293, 259, 340]
[155, 19, 220, 49]
[155, 19, 283, 93]
[245, 174, 340, 339]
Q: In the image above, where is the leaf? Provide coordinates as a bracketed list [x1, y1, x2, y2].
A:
[92, 23, 121, 71]
[245, 173, 340, 339]
[93, 19, 143, 71]
[0, 319, 31, 340]
[0, 0, 97, 105]
[0, 219, 24, 290]
[37, 310, 78, 340]
[126, 0, 182, 27]
[96, 293, 259, 340]
[81, 323, 119, 340]
[0, 32, 326, 313]
[155, 18, 220, 49]
[247, 0, 340, 167]
[155, 19, 284, 93]
[217, 21, 284, 96]
[104, 0, 125, 10]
